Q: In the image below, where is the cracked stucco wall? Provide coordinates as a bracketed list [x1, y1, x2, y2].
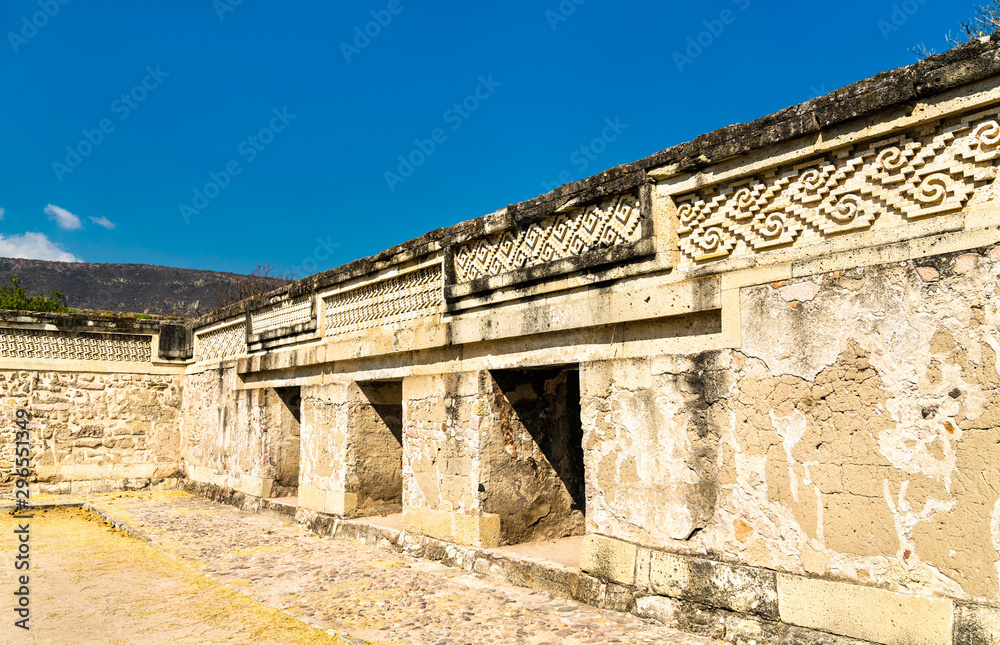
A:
[180, 366, 270, 490]
[583, 244, 1000, 605]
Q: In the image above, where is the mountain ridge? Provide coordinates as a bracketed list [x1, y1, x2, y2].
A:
[0, 257, 284, 317]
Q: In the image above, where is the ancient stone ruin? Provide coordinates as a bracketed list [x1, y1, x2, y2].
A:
[4, 37, 1000, 644]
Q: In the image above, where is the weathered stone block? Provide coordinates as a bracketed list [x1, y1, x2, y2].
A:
[634, 546, 651, 590]
[955, 602, 1000, 645]
[403, 506, 500, 548]
[636, 593, 877, 644]
[648, 551, 778, 619]
[777, 573, 953, 644]
[299, 484, 358, 517]
[580, 534, 636, 586]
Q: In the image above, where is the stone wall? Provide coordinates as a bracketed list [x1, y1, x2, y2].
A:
[577, 245, 1000, 643]
[0, 314, 188, 493]
[180, 365, 273, 497]
[173, 37, 1000, 640]
[0, 370, 182, 493]
[729, 248, 999, 602]
[298, 382, 354, 514]
[401, 372, 498, 546]
[297, 380, 403, 517]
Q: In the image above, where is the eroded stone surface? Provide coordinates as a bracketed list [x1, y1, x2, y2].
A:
[0, 370, 181, 493]
[583, 247, 1000, 607]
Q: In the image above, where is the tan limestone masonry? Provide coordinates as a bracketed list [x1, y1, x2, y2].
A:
[777, 574, 954, 644]
[7, 37, 1000, 645]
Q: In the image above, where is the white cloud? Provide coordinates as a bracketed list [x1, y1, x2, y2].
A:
[44, 204, 82, 231]
[0, 232, 81, 262]
[0, 207, 5, 220]
[89, 215, 116, 230]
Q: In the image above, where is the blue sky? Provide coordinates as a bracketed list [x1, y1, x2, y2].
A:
[0, 0, 975, 276]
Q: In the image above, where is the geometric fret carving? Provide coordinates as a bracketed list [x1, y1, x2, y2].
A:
[0, 328, 151, 362]
[453, 193, 642, 283]
[324, 266, 442, 337]
[195, 321, 247, 362]
[249, 296, 313, 336]
[675, 109, 1000, 265]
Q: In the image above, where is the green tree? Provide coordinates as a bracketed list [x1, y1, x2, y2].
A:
[0, 277, 70, 313]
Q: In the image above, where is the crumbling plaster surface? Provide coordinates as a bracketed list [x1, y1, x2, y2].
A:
[299, 382, 353, 500]
[584, 245, 1000, 604]
[581, 354, 725, 546]
[402, 372, 484, 516]
[1, 370, 181, 491]
[180, 366, 269, 487]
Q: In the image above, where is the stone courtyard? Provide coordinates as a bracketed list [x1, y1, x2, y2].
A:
[2, 492, 714, 644]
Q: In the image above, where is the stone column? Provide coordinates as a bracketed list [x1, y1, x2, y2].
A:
[298, 380, 406, 517]
[298, 381, 357, 516]
[401, 371, 500, 548]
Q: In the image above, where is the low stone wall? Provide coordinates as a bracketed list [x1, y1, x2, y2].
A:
[0, 370, 183, 493]
[0, 313, 188, 494]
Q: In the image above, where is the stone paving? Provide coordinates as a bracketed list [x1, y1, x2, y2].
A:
[0, 505, 347, 645]
[84, 491, 717, 645]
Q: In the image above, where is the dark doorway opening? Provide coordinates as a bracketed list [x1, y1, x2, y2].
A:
[485, 366, 585, 545]
[355, 380, 404, 516]
[269, 386, 301, 498]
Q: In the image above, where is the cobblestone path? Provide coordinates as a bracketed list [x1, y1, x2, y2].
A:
[0, 505, 346, 645]
[87, 491, 717, 645]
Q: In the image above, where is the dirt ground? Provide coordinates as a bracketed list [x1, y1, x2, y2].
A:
[0, 507, 348, 645]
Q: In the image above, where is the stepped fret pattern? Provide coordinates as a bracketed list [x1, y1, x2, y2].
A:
[196, 321, 247, 362]
[0, 329, 151, 362]
[250, 296, 313, 335]
[324, 266, 442, 337]
[674, 110, 1000, 266]
[453, 193, 642, 283]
